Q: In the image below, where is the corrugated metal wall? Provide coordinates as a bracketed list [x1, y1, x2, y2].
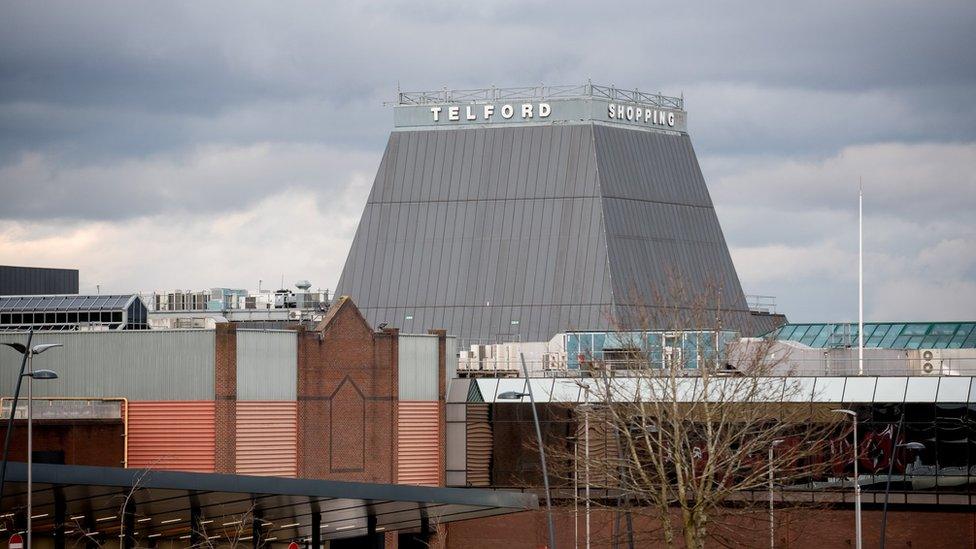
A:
[127, 401, 215, 472]
[236, 330, 297, 400]
[397, 401, 440, 486]
[398, 334, 439, 400]
[465, 404, 492, 486]
[0, 265, 78, 295]
[235, 401, 297, 477]
[0, 331, 215, 400]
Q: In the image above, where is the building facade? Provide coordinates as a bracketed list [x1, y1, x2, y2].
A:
[336, 84, 754, 346]
[0, 265, 78, 296]
[0, 298, 453, 489]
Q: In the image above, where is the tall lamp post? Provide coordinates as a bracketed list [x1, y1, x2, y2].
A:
[768, 439, 784, 549]
[574, 382, 591, 549]
[832, 409, 861, 549]
[1, 341, 61, 547]
[497, 352, 556, 549]
[0, 329, 33, 504]
[880, 441, 925, 549]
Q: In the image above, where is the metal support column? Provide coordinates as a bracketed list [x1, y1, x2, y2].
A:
[311, 511, 321, 549]
[122, 497, 136, 549]
[420, 510, 430, 539]
[84, 514, 99, 549]
[53, 487, 66, 549]
[190, 502, 202, 546]
[367, 513, 380, 549]
[252, 509, 263, 549]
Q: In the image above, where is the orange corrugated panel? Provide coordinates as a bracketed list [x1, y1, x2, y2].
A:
[397, 401, 441, 486]
[127, 401, 215, 473]
[235, 401, 297, 477]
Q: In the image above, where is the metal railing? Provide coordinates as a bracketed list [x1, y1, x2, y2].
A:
[457, 355, 976, 378]
[396, 82, 684, 110]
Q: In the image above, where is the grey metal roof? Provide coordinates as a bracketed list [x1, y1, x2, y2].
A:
[0, 294, 136, 312]
[0, 463, 536, 543]
[336, 121, 753, 345]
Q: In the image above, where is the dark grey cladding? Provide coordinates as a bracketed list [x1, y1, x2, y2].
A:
[336, 123, 753, 344]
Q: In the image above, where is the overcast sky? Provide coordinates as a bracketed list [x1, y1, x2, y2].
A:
[1, 1, 974, 322]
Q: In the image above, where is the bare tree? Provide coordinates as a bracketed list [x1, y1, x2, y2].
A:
[548, 282, 843, 548]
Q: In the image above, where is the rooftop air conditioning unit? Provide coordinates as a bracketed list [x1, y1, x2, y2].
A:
[919, 349, 942, 375]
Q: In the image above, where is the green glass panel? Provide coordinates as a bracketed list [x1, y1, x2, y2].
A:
[872, 324, 891, 340]
[593, 333, 606, 358]
[800, 326, 823, 346]
[812, 328, 832, 347]
[881, 324, 905, 347]
[902, 324, 930, 336]
[893, 335, 912, 348]
[929, 323, 960, 336]
[866, 336, 884, 347]
[861, 324, 878, 339]
[777, 325, 796, 339]
[907, 336, 924, 349]
[790, 325, 810, 340]
[949, 325, 975, 348]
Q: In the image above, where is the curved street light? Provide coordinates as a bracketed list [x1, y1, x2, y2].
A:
[1, 338, 61, 549]
[498, 354, 557, 549]
[832, 409, 860, 549]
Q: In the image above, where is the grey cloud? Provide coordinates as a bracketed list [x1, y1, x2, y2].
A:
[0, 143, 378, 221]
[0, 0, 974, 322]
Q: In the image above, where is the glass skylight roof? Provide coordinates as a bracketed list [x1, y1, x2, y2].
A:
[772, 322, 976, 349]
[0, 295, 135, 312]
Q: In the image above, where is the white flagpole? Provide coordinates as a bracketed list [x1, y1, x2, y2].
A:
[858, 178, 864, 376]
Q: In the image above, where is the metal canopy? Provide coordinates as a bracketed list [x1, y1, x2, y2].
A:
[0, 463, 536, 544]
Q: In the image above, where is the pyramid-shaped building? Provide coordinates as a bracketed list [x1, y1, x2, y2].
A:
[336, 84, 753, 344]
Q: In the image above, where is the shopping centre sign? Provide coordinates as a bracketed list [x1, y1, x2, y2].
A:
[394, 96, 686, 133]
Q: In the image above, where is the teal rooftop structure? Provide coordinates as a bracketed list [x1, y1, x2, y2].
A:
[771, 322, 976, 350]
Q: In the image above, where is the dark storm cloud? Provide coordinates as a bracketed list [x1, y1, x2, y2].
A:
[0, 0, 974, 321]
[0, 0, 974, 218]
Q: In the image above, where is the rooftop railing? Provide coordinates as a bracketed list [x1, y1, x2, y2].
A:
[395, 82, 684, 111]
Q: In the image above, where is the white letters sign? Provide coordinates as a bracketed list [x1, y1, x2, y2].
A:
[431, 103, 551, 123]
[607, 103, 676, 128]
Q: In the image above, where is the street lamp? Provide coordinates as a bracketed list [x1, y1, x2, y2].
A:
[497, 352, 556, 549]
[575, 382, 591, 549]
[1, 340, 61, 548]
[880, 441, 925, 549]
[832, 409, 860, 549]
[768, 439, 784, 549]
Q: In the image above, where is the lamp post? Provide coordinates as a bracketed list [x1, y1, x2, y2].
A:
[768, 439, 784, 549]
[2, 341, 61, 548]
[880, 441, 925, 549]
[832, 409, 860, 549]
[574, 382, 591, 549]
[497, 352, 556, 549]
[0, 329, 33, 504]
